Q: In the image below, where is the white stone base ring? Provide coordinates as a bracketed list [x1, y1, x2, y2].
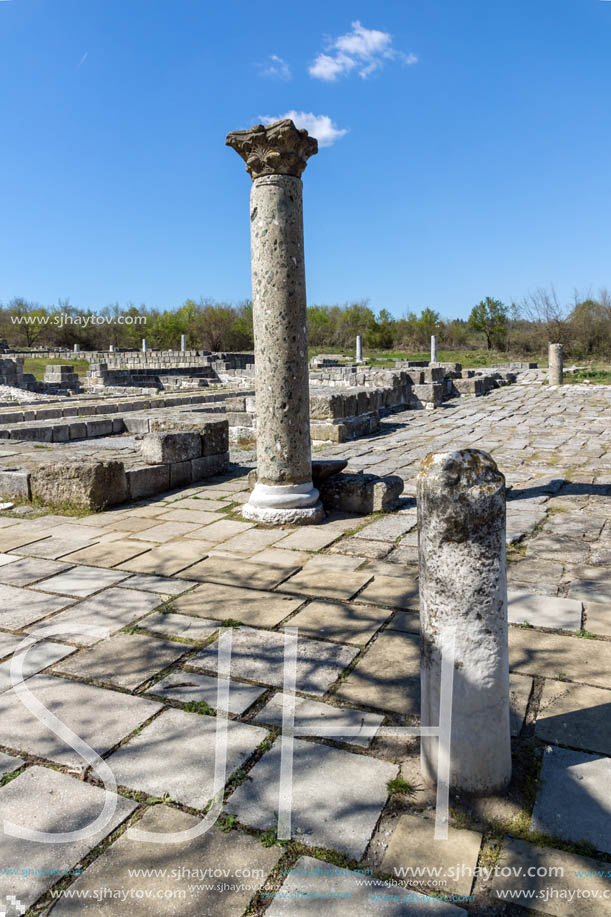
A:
[243, 482, 324, 525]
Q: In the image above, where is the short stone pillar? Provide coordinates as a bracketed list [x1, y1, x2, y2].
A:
[548, 343, 563, 386]
[109, 344, 116, 353]
[141, 338, 148, 353]
[356, 335, 363, 363]
[417, 449, 511, 793]
[227, 119, 323, 524]
[180, 334, 187, 353]
[430, 335, 438, 363]
[73, 343, 80, 353]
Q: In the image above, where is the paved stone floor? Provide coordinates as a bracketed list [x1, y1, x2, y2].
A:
[0, 383, 609, 915]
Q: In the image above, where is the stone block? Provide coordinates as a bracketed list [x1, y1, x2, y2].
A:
[51, 424, 70, 442]
[30, 460, 128, 509]
[169, 460, 193, 488]
[319, 472, 404, 512]
[453, 378, 486, 396]
[140, 431, 202, 464]
[126, 464, 170, 499]
[68, 422, 87, 439]
[201, 418, 229, 455]
[309, 393, 345, 420]
[191, 452, 229, 480]
[0, 468, 31, 500]
[85, 419, 113, 437]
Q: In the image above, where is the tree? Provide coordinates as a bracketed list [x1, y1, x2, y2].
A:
[468, 297, 508, 350]
[6, 298, 49, 348]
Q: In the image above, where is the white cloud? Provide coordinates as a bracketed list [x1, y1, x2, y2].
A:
[309, 20, 417, 81]
[78, 51, 89, 69]
[259, 111, 348, 148]
[259, 54, 291, 80]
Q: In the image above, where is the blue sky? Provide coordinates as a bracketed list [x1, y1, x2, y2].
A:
[1, 0, 609, 320]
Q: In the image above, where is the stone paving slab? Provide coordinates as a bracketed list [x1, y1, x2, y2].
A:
[489, 836, 611, 916]
[335, 630, 420, 714]
[191, 627, 358, 696]
[61, 540, 152, 567]
[136, 610, 219, 642]
[302, 552, 364, 572]
[225, 737, 397, 860]
[27, 586, 164, 645]
[183, 518, 254, 543]
[288, 599, 389, 646]
[330, 536, 392, 560]
[13, 534, 102, 560]
[385, 609, 420, 634]
[357, 574, 420, 609]
[0, 551, 18, 565]
[277, 527, 343, 551]
[157, 507, 226, 525]
[117, 541, 212, 575]
[56, 632, 191, 690]
[507, 589, 583, 631]
[120, 573, 198, 596]
[178, 555, 298, 590]
[171, 582, 304, 627]
[213, 528, 287, 556]
[584, 601, 611, 636]
[34, 564, 130, 597]
[0, 583, 77, 629]
[531, 746, 611, 854]
[129, 520, 205, 543]
[149, 671, 265, 714]
[0, 632, 26, 659]
[380, 813, 482, 896]
[277, 568, 374, 601]
[0, 529, 49, 552]
[0, 766, 137, 910]
[509, 628, 611, 687]
[254, 692, 383, 747]
[0, 639, 76, 694]
[106, 708, 267, 809]
[0, 556, 72, 586]
[510, 673, 533, 736]
[0, 749, 24, 777]
[0, 673, 161, 766]
[266, 855, 466, 915]
[249, 546, 312, 567]
[353, 515, 417, 542]
[535, 681, 611, 754]
[50, 806, 282, 916]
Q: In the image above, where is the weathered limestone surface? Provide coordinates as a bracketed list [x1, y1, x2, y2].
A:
[30, 460, 128, 510]
[418, 449, 511, 792]
[227, 120, 322, 524]
[549, 342, 564, 385]
[318, 472, 404, 513]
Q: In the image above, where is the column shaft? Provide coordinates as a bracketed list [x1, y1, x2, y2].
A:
[417, 449, 512, 793]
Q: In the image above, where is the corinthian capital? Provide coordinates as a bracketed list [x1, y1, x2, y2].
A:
[226, 119, 318, 180]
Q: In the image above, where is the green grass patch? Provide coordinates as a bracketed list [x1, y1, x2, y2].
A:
[22, 356, 90, 381]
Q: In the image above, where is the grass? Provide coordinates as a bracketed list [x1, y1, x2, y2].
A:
[386, 776, 417, 797]
[22, 356, 90, 381]
[568, 367, 611, 385]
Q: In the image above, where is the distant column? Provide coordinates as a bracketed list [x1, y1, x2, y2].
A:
[141, 339, 148, 353]
[227, 119, 323, 524]
[430, 335, 438, 363]
[417, 449, 512, 793]
[356, 335, 363, 363]
[548, 343, 563, 386]
[73, 343, 80, 353]
[180, 334, 187, 353]
[109, 344, 116, 353]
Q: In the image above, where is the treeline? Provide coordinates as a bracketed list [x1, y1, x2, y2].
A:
[1, 288, 609, 359]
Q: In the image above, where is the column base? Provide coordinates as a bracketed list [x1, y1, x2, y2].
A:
[243, 482, 324, 526]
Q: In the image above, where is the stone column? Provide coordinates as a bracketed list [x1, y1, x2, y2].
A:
[227, 119, 323, 524]
[356, 335, 363, 363]
[417, 449, 511, 793]
[548, 343, 563, 386]
[109, 344, 116, 353]
[141, 339, 148, 353]
[180, 334, 187, 353]
[430, 335, 438, 363]
[73, 343, 80, 354]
